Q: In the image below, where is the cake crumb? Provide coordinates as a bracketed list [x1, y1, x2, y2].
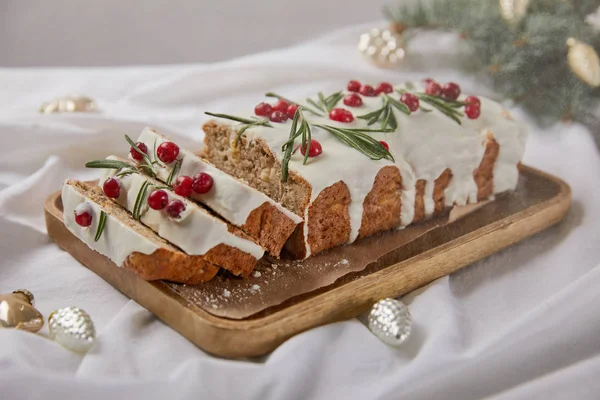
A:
[339, 259, 349, 265]
[223, 289, 231, 298]
[211, 304, 218, 309]
[250, 284, 261, 292]
[252, 271, 262, 278]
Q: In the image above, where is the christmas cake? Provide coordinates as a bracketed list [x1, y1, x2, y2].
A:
[202, 79, 526, 258]
[97, 156, 264, 277]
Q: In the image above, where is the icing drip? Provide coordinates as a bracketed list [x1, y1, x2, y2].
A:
[134, 128, 302, 229]
[100, 158, 264, 259]
[238, 83, 524, 256]
[62, 182, 159, 266]
[302, 206, 312, 258]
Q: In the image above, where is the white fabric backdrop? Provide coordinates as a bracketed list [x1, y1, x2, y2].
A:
[1, 24, 599, 400]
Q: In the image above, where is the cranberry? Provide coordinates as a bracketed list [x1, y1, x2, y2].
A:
[166, 200, 186, 219]
[343, 94, 363, 107]
[173, 176, 193, 197]
[465, 104, 481, 119]
[192, 172, 214, 194]
[269, 111, 288, 123]
[375, 82, 394, 94]
[425, 81, 442, 96]
[102, 177, 120, 199]
[465, 95, 481, 107]
[347, 80, 361, 92]
[329, 108, 354, 123]
[148, 189, 169, 210]
[379, 141, 390, 151]
[423, 78, 435, 84]
[441, 82, 461, 100]
[157, 142, 179, 164]
[400, 93, 420, 112]
[130, 142, 148, 161]
[359, 84, 377, 97]
[74, 203, 93, 227]
[286, 104, 299, 119]
[272, 100, 289, 113]
[300, 139, 323, 157]
[254, 102, 273, 117]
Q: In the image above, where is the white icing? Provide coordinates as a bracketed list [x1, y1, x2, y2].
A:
[100, 157, 264, 259]
[62, 182, 160, 266]
[234, 82, 525, 257]
[134, 128, 302, 230]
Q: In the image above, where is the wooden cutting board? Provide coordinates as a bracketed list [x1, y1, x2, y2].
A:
[44, 166, 571, 358]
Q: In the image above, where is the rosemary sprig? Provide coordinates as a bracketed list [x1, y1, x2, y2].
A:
[124, 135, 156, 177]
[166, 159, 182, 186]
[94, 211, 107, 242]
[280, 108, 302, 182]
[152, 138, 166, 168]
[357, 95, 409, 130]
[396, 89, 467, 125]
[314, 125, 395, 162]
[309, 91, 344, 113]
[132, 181, 151, 220]
[265, 92, 323, 116]
[85, 160, 133, 170]
[204, 112, 273, 145]
[115, 169, 136, 178]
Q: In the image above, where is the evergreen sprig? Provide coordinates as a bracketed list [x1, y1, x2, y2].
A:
[265, 92, 323, 116]
[280, 108, 313, 182]
[357, 95, 411, 129]
[314, 125, 395, 162]
[94, 211, 107, 242]
[383, 0, 600, 127]
[307, 91, 344, 114]
[204, 112, 273, 145]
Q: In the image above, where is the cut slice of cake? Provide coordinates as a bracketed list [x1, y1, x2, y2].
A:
[131, 127, 302, 258]
[62, 179, 220, 284]
[95, 157, 264, 277]
[202, 80, 526, 259]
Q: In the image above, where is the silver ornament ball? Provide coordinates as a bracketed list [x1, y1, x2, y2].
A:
[368, 298, 412, 346]
[48, 307, 96, 353]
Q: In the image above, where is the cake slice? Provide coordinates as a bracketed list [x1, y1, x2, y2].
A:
[131, 127, 302, 258]
[96, 157, 264, 277]
[202, 80, 526, 259]
[62, 179, 219, 284]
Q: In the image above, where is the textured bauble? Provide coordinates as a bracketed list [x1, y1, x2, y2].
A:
[39, 95, 97, 114]
[48, 307, 96, 353]
[567, 38, 600, 88]
[358, 28, 406, 69]
[0, 290, 43, 333]
[498, 0, 529, 24]
[368, 298, 412, 346]
[585, 6, 600, 33]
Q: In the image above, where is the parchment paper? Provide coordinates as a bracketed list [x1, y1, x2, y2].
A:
[166, 202, 487, 320]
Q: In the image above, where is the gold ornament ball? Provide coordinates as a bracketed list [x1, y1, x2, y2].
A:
[567, 38, 600, 88]
[358, 28, 406, 69]
[0, 290, 44, 333]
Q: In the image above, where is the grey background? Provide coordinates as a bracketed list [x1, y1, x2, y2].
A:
[0, 0, 388, 67]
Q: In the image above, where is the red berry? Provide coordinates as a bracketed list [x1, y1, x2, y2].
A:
[157, 142, 179, 164]
[300, 139, 323, 157]
[375, 82, 393, 94]
[148, 189, 169, 210]
[441, 82, 461, 100]
[173, 176, 193, 197]
[254, 102, 272, 117]
[379, 141, 390, 151]
[130, 142, 148, 161]
[343, 94, 363, 107]
[423, 78, 434, 84]
[269, 111, 288, 123]
[286, 104, 299, 119]
[272, 100, 289, 113]
[425, 81, 442, 96]
[192, 172, 213, 194]
[465, 104, 481, 119]
[102, 177, 120, 199]
[465, 95, 481, 107]
[74, 203, 93, 227]
[400, 93, 420, 112]
[166, 200, 186, 219]
[329, 108, 354, 123]
[359, 84, 377, 97]
[347, 80, 361, 92]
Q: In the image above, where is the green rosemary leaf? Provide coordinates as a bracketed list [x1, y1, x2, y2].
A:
[115, 169, 136, 178]
[306, 98, 325, 114]
[324, 91, 344, 112]
[357, 108, 384, 124]
[265, 93, 323, 116]
[166, 159, 181, 186]
[204, 112, 258, 125]
[85, 160, 133, 170]
[151, 138, 166, 168]
[421, 107, 433, 112]
[386, 105, 398, 130]
[132, 181, 151, 220]
[235, 121, 266, 145]
[386, 96, 411, 115]
[94, 211, 107, 242]
[314, 125, 394, 162]
[265, 92, 296, 105]
[281, 108, 302, 182]
[405, 81, 416, 90]
[152, 185, 172, 190]
[301, 119, 312, 165]
[125, 135, 152, 165]
[380, 104, 390, 130]
[340, 127, 395, 133]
